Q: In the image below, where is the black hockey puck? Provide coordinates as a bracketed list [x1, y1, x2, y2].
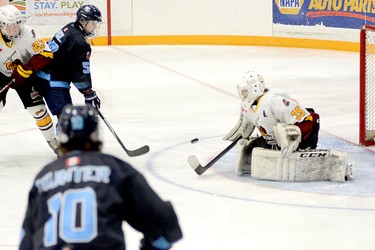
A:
[191, 138, 199, 144]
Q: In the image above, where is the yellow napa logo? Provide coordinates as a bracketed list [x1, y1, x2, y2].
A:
[275, 0, 304, 15]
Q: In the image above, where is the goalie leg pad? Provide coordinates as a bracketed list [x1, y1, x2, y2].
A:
[251, 148, 349, 182]
[235, 137, 274, 176]
[235, 139, 252, 175]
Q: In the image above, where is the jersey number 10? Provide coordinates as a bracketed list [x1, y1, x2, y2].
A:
[43, 187, 98, 247]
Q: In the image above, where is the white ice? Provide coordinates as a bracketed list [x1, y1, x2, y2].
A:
[1, 45, 374, 250]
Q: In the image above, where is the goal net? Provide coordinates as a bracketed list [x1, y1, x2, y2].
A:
[360, 25, 375, 146]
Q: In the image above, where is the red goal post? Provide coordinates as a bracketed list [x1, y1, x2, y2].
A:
[360, 25, 375, 146]
[106, 0, 112, 45]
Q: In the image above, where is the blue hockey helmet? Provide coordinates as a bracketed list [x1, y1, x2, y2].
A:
[76, 5, 102, 22]
[57, 104, 102, 151]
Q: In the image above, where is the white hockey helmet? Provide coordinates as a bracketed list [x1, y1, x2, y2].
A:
[237, 70, 266, 105]
[0, 5, 24, 40]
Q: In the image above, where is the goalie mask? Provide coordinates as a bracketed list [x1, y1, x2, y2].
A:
[57, 105, 102, 151]
[76, 5, 102, 38]
[0, 5, 24, 40]
[237, 71, 265, 106]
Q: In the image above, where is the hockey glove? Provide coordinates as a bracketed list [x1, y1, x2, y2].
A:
[274, 123, 301, 158]
[11, 64, 33, 87]
[84, 90, 101, 109]
[140, 236, 172, 250]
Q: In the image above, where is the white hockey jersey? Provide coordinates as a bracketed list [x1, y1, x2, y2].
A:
[240, 89, 311, 142]
[0, 25, 50, 77]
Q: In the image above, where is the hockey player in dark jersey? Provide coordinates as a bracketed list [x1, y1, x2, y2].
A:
[36, 5, 102, 118]
[19, 105, 183, 250]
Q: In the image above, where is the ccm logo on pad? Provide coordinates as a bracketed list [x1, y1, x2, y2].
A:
[299, 152, 328, 158]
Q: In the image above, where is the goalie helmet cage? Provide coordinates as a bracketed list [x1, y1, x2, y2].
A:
[360, 25, 375, 146]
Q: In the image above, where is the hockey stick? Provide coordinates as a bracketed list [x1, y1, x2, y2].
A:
[0, 79, 15, 96]
[187, 136, 241, 175]
[97, 109, 150, 157]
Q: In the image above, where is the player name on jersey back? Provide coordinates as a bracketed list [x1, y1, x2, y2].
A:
[35, 165, 111, 192]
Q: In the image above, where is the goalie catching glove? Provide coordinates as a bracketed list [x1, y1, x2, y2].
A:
[223, 113, 255, 141]
[273, 123, 301, 158]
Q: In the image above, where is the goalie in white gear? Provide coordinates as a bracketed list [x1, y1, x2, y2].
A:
[0, 5, 57, 154]
[224, 70, 354, 182]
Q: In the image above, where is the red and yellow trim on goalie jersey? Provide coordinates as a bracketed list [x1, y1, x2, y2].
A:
[295, 112, 319, 141]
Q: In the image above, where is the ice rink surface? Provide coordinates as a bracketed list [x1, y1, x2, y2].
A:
[1, 45, 375, 250]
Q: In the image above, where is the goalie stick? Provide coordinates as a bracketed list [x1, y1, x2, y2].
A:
[187, 136, 241, 175]
[0, 79, 15, 96]
[97, 109, 150, 157]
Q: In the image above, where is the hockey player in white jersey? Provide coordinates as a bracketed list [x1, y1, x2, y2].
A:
[224, 70, 354, 182]
[0, 5, 57, 154]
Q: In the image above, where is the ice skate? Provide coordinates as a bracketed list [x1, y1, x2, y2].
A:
[345, 162, 355, 181]
[47, 138, 58, 155]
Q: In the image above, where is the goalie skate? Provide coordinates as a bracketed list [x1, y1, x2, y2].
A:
[345, 162, 355, 181]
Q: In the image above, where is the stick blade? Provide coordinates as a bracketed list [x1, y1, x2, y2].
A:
[187, 155, 207, 175]
[187, 137, 241, 176]
[187, 155, 200, 170]
[126, 145, 150, 157]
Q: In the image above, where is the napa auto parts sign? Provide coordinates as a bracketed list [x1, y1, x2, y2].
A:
[273, 0, 375, 29]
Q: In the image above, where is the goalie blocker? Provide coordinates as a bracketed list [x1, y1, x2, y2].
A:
[247, 148, 354, 182]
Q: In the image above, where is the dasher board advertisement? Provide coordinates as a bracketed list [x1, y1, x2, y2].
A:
[273, 0, 375, 29]
[16, 0, 90, 25]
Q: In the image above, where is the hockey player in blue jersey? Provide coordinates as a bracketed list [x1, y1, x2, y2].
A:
[19, 105, 183, 250]
[36, 5, 102, 118]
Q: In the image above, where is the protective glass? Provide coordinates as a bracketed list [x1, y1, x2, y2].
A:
[85, 20, 102, 38]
